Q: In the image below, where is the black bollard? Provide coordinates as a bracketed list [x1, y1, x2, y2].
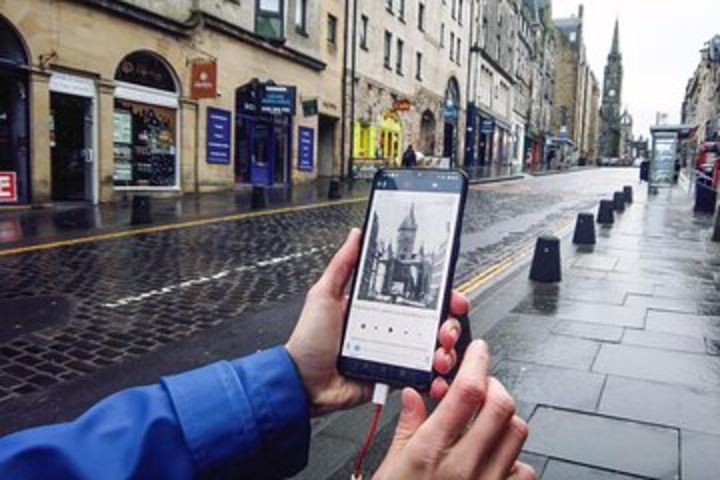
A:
[694, 169, 717, 214]
[573, 212, 596, 245]
[131, 195, 152, 225]
[529, 236, 562, 283]
[328, 179, 342, 200]
[251, 185, 269, 209]
[613, 192, 625, 212]
[597, 200, 615, 225]
[623, 185, 633, 203]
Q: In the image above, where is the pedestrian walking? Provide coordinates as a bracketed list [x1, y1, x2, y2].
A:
[402, 145, 417, 168]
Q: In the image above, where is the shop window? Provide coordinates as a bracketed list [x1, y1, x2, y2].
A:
[256, 0, 285, 40]
[380, 111, 402, 165]
[353, 123, 374, 158]
[113, 51, 179, 188]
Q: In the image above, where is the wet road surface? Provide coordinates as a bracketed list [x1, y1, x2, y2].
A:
[0, 168, 637, 434]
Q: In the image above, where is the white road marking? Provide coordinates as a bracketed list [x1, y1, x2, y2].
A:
[102, 246, 328, 309]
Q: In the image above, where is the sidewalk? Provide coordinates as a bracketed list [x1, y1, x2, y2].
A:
[304, 183, 719, 480]
[488, 185, 720, 478]
[0, 179, 369, 251]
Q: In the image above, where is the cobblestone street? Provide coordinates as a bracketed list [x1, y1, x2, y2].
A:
[0, 169, 633, 432]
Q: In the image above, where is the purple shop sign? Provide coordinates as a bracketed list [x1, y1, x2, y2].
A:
[298, 127, 314, 172]
[206, 107, 232, 165]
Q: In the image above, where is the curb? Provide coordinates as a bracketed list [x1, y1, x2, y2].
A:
[468, 174, 525, 185]
[528, 166, 598, 177]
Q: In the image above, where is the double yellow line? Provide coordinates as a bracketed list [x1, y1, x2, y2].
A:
[0, 197, 368, 257]
[456, 219, 575, 295]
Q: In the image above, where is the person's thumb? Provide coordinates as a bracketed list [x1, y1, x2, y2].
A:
[318, 228, 361, 298]
[390, 388, 427, 451]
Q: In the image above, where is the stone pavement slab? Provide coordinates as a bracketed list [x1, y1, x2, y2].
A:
[541, 460, 644, 479]
[622, 329, 708, 353]
[598, 376, 720, 435]
[519, 452, 548, 477]
[493, 360, 606, 411]
[553, 321, 624, 342]
[490, 331, 600, 370]
[681, 430, 720, 480]
[624, 294, 698, 314]
[644, 311, 720, 340]
[525, 407, 679, 478]
[572, 254, 620, 271]
[592, 344, 720, 390]
[513, 299, 646, 328]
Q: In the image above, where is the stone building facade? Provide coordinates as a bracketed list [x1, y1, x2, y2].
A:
[550, 5, 599, 164]
[345, 0, 469, 174]
[619, 109, 634, 159]
[0, 0, 344, 204]
[682, 35, 720, 144]
[465, 0, 518, 174]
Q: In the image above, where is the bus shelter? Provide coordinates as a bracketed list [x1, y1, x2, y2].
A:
[649, 125, 692, 193]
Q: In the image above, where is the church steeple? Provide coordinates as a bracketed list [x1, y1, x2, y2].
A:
[600, 18, 623, 158]
[611, 19, 620, 56]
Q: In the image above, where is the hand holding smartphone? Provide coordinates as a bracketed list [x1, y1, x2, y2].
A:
[338, 168, 468, 390]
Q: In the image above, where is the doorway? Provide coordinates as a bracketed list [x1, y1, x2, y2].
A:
[443, 122, 455, 158]
[51, 93, 93, 201]
[318, 115, 336, 177]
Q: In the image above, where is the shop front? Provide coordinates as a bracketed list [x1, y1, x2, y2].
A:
[49, 72, 97, 202]
[442, 78, 461, 165]
[0, 15, 30, 204]
[235, 80, 295, 186]
[112, 51, 180, 190]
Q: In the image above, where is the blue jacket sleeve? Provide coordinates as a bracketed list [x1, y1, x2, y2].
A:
[0, 346, 311, 480]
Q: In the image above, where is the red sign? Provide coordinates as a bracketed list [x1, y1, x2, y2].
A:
[191, 62, 217, 99]
[393, 99, 411, 111]
[0, 172, 17, 202]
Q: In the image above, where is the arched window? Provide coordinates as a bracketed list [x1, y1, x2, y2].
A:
[420, 110, 436, 156]
[113, 51, 180, 189]
[114, 51, 177, 93]
[0, 15, 30, 203]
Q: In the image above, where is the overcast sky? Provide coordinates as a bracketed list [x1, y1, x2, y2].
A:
[552, 0, 720, 139]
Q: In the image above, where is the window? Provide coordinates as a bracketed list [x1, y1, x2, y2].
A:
[451, 0, 457, 19]
[416, 51, 423, 80]
[569, 31, 577, 43]
[458, 0, 463, 24]
[418, 2, 425, 31]
[256, 0, 284, 40]
[360, 15, 369, 50]
[327, 14, 337, 44]
[440, 23, 445, 47]
[396, 38, 404, 74]
[399, 0, 405, 20]
[384, 31, 392, 69]
[386, 0, 393, 13]
[450, 32, 455, 61]
[295, 0, 307, 34]
[456, 37, 461, 65]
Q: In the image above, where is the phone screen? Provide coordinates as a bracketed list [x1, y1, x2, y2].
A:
[340, 169, 466, 386]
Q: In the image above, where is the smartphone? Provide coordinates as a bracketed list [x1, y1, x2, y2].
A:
[338, 168, 468, 390]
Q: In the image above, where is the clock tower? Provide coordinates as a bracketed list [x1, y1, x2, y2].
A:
[600, 20, 623, 158]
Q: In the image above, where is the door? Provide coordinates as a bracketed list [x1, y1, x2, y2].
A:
[318, 116, 336, 177]
[443, 122, 455, 159]
[0, 74, 29, 203]
[249, 119, 274, 186]
[51, 93, 92, 201]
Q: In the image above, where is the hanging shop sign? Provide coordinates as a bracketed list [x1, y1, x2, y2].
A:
[302, 98, 318, 117]
[480, 118, 495, 134]
[393, 99, 411, 112]
[206, 107, 232, 165]
[191, 61, 217, 100]
[0, 172, 18, 202]
[260, 84, 296, 115]
[298, 127, 314, 171]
